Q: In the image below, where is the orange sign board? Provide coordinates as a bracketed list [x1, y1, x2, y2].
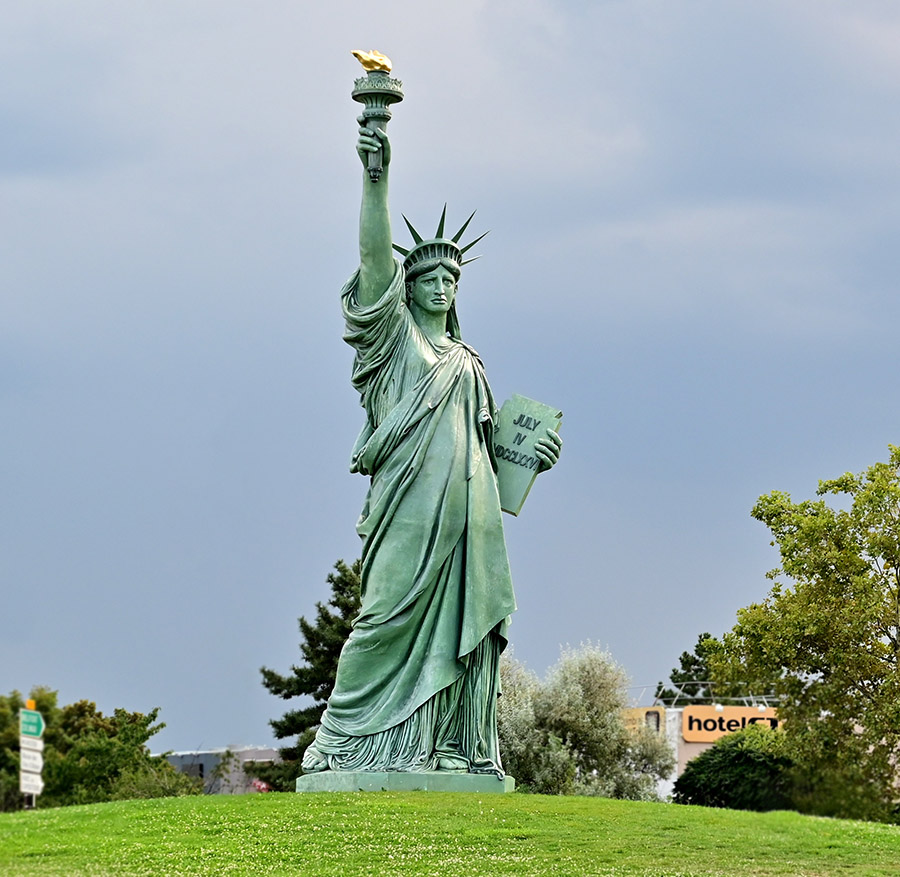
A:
[682, 706, 779, 742]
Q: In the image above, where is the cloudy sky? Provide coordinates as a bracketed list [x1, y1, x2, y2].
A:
[3, 1, 899, 753]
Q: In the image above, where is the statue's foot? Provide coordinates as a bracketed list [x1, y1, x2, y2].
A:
[301, 744, 328, 773]
[436, 754, 468, 772]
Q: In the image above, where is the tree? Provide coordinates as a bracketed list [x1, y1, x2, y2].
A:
[673, 724, 794, 812]
[709, 445, 900, 822]
[251, 559, 362, 790]
[655, 633, 718, 705]
[0, 688, 199, 811]
[498, 645, 674, 799]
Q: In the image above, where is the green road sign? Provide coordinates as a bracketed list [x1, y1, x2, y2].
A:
[20, 709, 44, 738]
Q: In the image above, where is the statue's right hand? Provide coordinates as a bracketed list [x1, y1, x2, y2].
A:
[357, 115, 391, 168]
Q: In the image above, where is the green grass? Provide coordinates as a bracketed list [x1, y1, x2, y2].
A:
[1, 792, 898, 876]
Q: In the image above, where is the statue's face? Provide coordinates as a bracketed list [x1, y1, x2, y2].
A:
[407, 265, 457, 315]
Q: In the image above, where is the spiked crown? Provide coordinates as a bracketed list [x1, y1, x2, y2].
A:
[393, 205, 488, 277]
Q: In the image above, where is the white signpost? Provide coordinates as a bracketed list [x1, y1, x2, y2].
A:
[19, 705, 45, 807]
[19, 770, 44, 796]
[20, 749, 44, 774]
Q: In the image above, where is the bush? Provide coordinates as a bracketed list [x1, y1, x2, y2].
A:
[786, 723, 900, 823]
[673, 724, 793, 812]
[499, 645, 674, 800]
[110, 762, 201, 801]
[498, 656, 575, 795]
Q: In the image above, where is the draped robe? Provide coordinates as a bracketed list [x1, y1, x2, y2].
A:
[304, 261, 516, 774]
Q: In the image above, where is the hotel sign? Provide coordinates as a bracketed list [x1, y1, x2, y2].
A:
[682, 705, 779, 742]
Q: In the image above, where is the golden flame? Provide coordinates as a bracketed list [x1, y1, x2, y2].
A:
[351, 49, 392, 73]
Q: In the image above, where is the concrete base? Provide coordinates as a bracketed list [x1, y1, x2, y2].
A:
[295, 770, 515, 794]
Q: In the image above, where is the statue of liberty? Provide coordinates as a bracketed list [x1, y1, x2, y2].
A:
[301, 54, 561, 778]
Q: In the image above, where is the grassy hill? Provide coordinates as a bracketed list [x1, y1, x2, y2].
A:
[1, 792, 898, 876]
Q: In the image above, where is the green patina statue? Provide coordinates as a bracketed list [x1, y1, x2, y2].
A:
[300, 53, 562, 779]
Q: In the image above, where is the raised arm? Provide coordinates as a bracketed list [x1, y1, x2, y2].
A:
[356, 118, 395, 306]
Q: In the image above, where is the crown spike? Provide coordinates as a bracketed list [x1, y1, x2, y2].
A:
[402, 215, 424, 245]
[451, 210, 477, 243]
[459, 230, 489, 255]
[397, 206, 486, 275]
[460, 256, 482, 267]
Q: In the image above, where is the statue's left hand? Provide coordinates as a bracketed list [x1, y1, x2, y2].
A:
[535, 428, 562, 472]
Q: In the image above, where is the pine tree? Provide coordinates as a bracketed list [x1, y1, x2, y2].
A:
[654, 633, 717, 705]
[251, 559, 361, 790]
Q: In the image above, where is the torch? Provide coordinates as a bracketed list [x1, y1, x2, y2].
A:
[351, 50, 404, 183]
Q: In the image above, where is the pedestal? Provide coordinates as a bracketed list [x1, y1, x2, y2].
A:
[295, 770, 515, 794]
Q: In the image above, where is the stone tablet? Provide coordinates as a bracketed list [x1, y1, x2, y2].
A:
[494, 394, 563, 516]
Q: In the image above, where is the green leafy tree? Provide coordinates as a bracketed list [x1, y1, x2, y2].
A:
[251, 559, 362, 790]
[655, 633, 718, 705]
[0, 688, 199, 811]
[709, 445, 900, 822]
[673, 724, 794, 812]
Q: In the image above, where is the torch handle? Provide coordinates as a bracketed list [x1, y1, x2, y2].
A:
[363, 111, 390, 183]
[352, 66, 403, 184]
